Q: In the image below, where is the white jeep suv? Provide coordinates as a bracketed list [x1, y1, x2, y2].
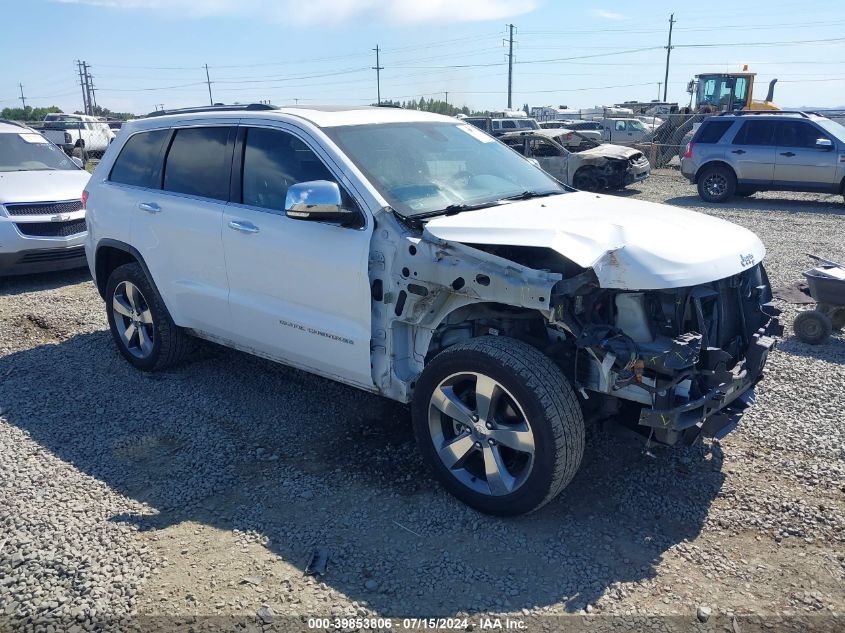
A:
[85, 104, 781, 515]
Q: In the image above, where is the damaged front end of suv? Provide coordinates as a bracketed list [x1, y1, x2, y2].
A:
[410, 193, 783, 447]
[546, 259, 782, 445]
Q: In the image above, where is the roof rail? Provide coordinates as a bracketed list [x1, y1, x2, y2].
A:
[144, 103, 280, 118]
[717, 110, 815, 118]
[0, 118, 28, 128]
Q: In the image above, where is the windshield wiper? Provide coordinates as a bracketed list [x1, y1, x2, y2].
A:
[397, 190, 562, 224]
[409, 200, 501, 221]
[497, 190, 560, 202]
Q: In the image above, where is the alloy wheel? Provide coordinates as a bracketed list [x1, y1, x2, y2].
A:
[427, 372, 535, 496]
[704, 173, 727, 198]
[111, 281, 155, 359]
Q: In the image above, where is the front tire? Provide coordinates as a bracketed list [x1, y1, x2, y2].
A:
[697, 164, 736, 202]
[573, 167, 600, 192]
[105, 262, 191, 371]
[411, 337, 585, 515]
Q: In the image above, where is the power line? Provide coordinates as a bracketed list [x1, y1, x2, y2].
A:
[676, 36, 845, 48]
[96, 82, 208, 92]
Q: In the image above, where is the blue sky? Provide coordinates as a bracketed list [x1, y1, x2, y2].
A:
[2, 0, 844, 115]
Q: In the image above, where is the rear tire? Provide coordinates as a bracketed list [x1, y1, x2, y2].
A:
[697, 164, 736, 202]
[411, 336, 585, 516]
[105, 262, 191, 371]
[793, 309, 832, 345]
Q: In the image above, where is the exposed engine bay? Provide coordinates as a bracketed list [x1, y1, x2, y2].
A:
[367, 189, 781, 447]
[421, 242, 782, 445]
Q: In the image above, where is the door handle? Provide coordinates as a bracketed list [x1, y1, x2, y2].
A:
[731, 149, 746, 155]
[780, 151, 796, 157]
[137, 202, 161, 213]
[228, 220, 260, 234]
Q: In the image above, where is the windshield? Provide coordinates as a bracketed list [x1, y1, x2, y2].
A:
[817, 117, 845, 141]
[0, 132, 77, 172]
[324, 122, 564, 217]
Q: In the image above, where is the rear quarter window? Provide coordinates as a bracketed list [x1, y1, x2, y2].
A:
[109, 129, 169, 188]
[694, 120, 734, 144]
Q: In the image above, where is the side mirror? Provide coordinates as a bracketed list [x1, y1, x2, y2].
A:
[815, 138, 833, 150]
[527, 158, 541, 168]
[285, 180, 356, 223]
[71, 156, 84, 168]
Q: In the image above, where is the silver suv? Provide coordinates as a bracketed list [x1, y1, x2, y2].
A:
[0, 120, 90, 275]
[680, 111, 845, 203]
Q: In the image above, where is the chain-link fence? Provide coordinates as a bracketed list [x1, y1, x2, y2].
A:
[530, 108, 845, 170]
[529, 109, 712, 169]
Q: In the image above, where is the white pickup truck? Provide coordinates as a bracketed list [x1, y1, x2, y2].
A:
[41, 113, 115, 158]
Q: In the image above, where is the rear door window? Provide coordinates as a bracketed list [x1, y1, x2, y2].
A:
[732, 120, 776, 146]
[109, 129, 170, 188]
[694, 120, 734, 144]
[162, 127, 233, 200]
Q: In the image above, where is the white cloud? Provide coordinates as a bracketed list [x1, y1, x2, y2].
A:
[591, 8, 627, 20]
[54, 0, 538, 24]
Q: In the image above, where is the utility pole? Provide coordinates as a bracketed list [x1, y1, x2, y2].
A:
[76, 60, 89, 116]
[18, 84, 26, 110]
[657, 82, 662, 100]
[444, 91, 448, 111]
[506, 24, 515, 110]
[204, 64, 214, 105]
[372, 46, 384, 105]
[663, 13, 675, 103]
[88, 71, 98, 111]
[82, 61, 93, 115]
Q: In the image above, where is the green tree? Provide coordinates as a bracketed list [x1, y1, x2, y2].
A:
[1, 105, 62, 123]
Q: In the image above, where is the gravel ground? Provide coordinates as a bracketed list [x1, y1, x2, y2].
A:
[1, 173, 843, 632]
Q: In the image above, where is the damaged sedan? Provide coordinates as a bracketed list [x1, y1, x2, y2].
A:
[86, 106, 780, 516]
[500, 129, 650, 191]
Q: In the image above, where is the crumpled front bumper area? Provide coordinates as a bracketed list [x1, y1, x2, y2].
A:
[638, 315, 782, 446]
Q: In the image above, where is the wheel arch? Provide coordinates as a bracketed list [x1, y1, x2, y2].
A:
[94, 239, 155, 300]
[694, 160, 736, 183]
[416, 301, 551, 380]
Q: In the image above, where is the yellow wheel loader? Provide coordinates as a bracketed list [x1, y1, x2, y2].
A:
[690, 72, 780, 112]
